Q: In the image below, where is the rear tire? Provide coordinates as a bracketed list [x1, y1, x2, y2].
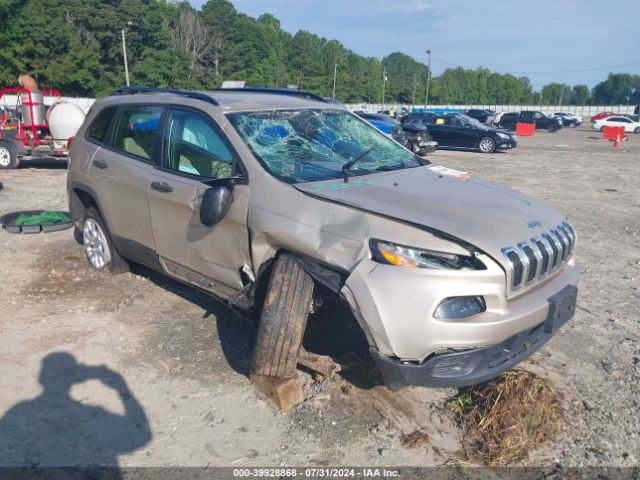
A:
[82, 207, 129, 274]
[251, 256, 314, 378]
[508, 123, 517, 131]
[548, 124, 558, 133]
[478, 136, 496, 153]
[0, 141, 19, 170]
[634, 127, 640, 134]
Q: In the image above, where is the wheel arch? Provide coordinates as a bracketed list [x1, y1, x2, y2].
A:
[69, 182, 110, 232]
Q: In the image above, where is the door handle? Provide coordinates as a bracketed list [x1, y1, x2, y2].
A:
[150, 181, 173, 193]
[93, 159, 108, 169]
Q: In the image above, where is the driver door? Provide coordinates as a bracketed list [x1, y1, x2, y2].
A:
[146, 107, 251, 299]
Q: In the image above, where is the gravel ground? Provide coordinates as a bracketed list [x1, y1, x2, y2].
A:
[0, 125, 638, 469]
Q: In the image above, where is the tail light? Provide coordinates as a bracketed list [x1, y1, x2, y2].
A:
[66, 137, 74, 150]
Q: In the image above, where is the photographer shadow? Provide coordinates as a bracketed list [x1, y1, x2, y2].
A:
[0, 352, 151, 476]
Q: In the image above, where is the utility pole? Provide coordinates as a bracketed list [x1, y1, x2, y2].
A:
[425, 49, 432, 108]
[412, 74, 417, 107]
[558, 87, 563, 107]
[121, 29, 130, 87]
[332, 63, 338, 98]
[382, 67, 387, 108]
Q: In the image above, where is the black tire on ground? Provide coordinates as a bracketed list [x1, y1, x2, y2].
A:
[634, 127, 640, 134]
[508, 123, 517, 131]
[251, 256, 314, 378]
[0, 141, 20, 170]
[600, 126, 605, 132]
[478, 136, 496, 153]
[83, 206, 129, 274]
[548, 123, 558, 133]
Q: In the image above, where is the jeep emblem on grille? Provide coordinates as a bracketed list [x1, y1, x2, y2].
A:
[527, 220, 542, 229]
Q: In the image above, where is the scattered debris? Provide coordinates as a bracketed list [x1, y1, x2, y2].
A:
[400, 430, 430, 449]
[447, 370, 564, 466]
[601, 359, 614, 375]
[298, 349, 340, 378]
[582, 400, 594, 411]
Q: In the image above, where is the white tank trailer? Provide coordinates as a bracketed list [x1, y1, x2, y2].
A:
[47, 102, 87, 148]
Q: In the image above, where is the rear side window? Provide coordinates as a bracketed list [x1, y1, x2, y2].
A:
[87, 107, 117, 143]
[112, 105, 164, 161]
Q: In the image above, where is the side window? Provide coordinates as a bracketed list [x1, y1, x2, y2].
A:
[163, 109, 233, 179]
[533, 112, 543, 119]
[112, 105, 163, 161]
[87, 107, 117, 144]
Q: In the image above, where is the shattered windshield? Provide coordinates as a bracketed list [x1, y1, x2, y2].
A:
[227, 109, 421, 183]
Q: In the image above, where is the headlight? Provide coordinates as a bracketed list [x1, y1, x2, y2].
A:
[369, 239, 486, 270]
[496, 132, 509, 139]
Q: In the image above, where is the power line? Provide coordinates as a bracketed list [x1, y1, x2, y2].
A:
[430, 59, 640, 75]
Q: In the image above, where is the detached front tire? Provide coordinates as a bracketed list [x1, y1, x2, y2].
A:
[0, 141, 19, 170]
[82, 207, 129, 274]
[251, 256, 314, 378]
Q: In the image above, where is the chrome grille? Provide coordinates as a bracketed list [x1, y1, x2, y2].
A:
[501, 221, 576, 291]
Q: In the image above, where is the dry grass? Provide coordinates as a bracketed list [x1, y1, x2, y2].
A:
[447, 370, 564, 466]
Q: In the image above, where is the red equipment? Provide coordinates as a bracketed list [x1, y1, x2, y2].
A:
[0, 87, 68, 159]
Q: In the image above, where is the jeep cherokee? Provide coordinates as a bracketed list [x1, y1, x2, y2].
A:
[67, 86, 579, 390]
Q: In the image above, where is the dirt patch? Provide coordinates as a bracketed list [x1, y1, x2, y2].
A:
[401, 430, 430, 449]
[25, 249, 104, 299]
[448, 370, 564, 466]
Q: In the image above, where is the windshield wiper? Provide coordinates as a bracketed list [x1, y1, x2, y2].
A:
[375, 163, 415, 172]
[342, 149, 371, 183]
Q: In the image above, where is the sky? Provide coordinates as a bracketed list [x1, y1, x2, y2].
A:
[189, 0, 640, 90]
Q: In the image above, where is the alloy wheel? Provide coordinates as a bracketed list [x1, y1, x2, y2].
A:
[83, 218, 111, 270]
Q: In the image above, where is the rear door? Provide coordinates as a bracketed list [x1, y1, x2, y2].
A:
[423, 116, 451, 146]
[146, 107, 251, 299]
[86, 104, 162, 259]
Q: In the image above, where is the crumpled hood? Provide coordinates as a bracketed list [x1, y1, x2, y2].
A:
[294, 165, 567, 265]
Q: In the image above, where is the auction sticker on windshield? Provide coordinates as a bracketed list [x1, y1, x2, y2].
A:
[428, 165, 471, 179]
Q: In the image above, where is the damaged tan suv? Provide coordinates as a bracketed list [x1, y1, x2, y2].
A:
[68, 86, 579, 390]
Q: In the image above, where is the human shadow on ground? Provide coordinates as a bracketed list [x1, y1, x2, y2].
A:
[0, 352, 151, 479]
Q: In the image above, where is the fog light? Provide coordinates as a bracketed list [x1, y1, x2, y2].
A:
[434, 296, 486, 320]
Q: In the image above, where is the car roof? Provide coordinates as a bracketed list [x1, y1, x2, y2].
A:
[103, 87, 342, 113]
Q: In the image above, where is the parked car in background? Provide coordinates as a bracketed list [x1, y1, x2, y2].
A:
[552, 112, 582, 127]
[498, 111, 562, 132]
[591, 112, 618, 122]
[404, 112, 517, 153]
[491, 111, 512, 127]
[463, 109, 496, 125]
[592, 116, 640, 133]
[354, 112, 400, 135]
[356, 112, 436, 155]
[399, 117, 438, 155]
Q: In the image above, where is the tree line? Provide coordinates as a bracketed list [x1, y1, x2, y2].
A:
[0, 0, 638, 106]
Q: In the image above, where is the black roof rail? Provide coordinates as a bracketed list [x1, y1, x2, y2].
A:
[212, 87, 329, 103]
[111, 85, 220, 106]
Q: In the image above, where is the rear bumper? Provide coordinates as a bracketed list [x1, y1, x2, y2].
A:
[371, 284, 577, 390]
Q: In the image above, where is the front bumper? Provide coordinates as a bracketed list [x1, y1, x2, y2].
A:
[372, 284, 577, 389]
[496, 139, 517, 150]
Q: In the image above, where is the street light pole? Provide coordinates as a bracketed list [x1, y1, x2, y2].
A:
[382, 67, 387, 108]
[121, 29, 130, 87]
[332, 63, 338, 98]
[425, 49, 432, 108]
